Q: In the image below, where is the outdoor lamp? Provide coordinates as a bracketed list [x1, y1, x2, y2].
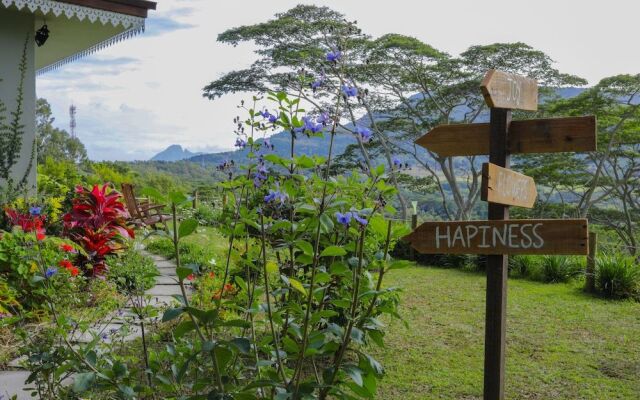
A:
[35, 24, 49, 47]
[411, 201, 418, 216]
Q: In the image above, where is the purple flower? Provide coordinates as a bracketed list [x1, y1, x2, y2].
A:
[392, 157, 402, 168]
[235, 138, 247, 148]
[29, 206, 42, 216]
[326, 50, 342, 62]
[341, 85, 358, 97]
[260, 110, 271, 119]
[268, 113, 278, 123]
[317, 112, 331, 126]
[311, 79, 324, 90]
[45, 267, 57, 278]
[264, 188, 288, 205]
[352, 212, 368, 226]
[335, 211, 353, 226]
[354, 126, 372, 142]
[302, 116, 323, 134]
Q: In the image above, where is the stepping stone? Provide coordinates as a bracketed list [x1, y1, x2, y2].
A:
[155, 275, 179, 285]
[0, 370, 35, 399]
[155, 260, 176, 269]
[146, 284, 185, 296]
[130, 295, 182, 308]
[7, 355, 27, 369]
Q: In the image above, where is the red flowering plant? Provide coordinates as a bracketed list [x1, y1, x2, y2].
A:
[4, 206, 47, 241]
[63, 184, 135, 277]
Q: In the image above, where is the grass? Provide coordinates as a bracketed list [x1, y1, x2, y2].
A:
[373, 266, 640, 399]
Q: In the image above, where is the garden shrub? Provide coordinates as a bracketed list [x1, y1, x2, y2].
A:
[535, 255, 583, 283]
[595, 253, 640, 300]
[509, 255, 540, 278]
[107, 247, 158, 293]
[63, 184, 135, 276]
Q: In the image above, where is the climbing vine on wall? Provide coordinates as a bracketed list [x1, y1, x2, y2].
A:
[0, 34, 36, 203]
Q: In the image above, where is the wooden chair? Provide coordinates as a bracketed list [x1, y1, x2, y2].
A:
[121, 183, 170, 230]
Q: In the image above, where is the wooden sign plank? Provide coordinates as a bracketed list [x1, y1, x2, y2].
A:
[481, 162, 537, 208]
[481, 69, 538, 111]
[415, 116, 596, 157]
[403, 219, 588, 255]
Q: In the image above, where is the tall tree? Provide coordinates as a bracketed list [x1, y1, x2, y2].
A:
[204, 5, 585, 220]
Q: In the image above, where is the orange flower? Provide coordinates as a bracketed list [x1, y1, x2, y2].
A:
[60, 244, 75, 252]
[208, 271, 215, 279]
[58, 259, 79, 277]
[36, 232, 46, 241]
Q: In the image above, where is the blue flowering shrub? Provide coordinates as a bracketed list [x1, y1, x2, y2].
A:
[20, 49, 411, 399]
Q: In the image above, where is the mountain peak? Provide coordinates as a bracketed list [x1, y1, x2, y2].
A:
[151, 145, 202, 162]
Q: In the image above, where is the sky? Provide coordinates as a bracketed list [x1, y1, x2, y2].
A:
[36, 0, 640, 161]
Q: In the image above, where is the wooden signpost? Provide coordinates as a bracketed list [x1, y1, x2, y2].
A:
[404, 219, 587, 255]
[481, 163, 537, 208]
[405, 69, 596, 400]
[415, 116, 597, 157]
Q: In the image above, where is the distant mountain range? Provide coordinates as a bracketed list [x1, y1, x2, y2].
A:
[151, 87, 586, 165]
[150, 145, 203, 162]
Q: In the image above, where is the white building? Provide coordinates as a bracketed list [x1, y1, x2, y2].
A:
[0, 0, 156, 194]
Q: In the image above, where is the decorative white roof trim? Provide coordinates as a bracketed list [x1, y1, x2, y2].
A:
[1, 0, 145, 28]
[36, 24, 144, 75]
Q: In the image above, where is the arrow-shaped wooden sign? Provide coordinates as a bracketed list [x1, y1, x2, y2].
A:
[482, 163, 537, 208]
[403, 219, 588, 255]
[416, 116, 597, 157]
[481, 69, 538, 111]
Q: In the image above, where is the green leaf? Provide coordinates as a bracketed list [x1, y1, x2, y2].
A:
[289, 277, 307, 296]
[344, 365, 363, 387]
[169, 191, 189, 205]
[174, 320, 196, 338]
[73, 372, 95, 393]
[176, 266, 196, 281]
[320, 246, 346, 257]
[266, 261, 279, 274]
[295, 240, 314, 256]
[140, 187, 166, 203]
[230, 337, 251, 354]
[215, 345, 234, 369]
[178, 218, 198, 239]
[162, 307, 184, 322]
[319, 213, 334, 234]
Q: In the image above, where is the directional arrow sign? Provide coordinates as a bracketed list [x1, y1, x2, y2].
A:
[481, 163, 537, 208]
[415, 116, 596, 157]
[403, 219, 588, 255]
[481, 69, 538, 111]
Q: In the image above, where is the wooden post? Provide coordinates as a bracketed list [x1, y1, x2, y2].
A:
[192, 190, 199, 209]
[585, 232, 597, 293]
[484, 107, 511, 400]
[410, 213, 418, 260]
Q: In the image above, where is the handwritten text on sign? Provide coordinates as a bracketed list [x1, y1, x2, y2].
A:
[403, 219, 588, 255]
[482, 163, 537, 208]
[481, 69, 538, 111]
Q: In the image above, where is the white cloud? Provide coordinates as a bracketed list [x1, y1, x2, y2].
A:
[36, 0, 640, 161]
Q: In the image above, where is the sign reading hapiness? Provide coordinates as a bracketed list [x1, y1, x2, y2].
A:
[403, 219, 588, 255]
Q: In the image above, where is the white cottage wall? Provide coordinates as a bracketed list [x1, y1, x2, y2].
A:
[0, 8, 36, 194]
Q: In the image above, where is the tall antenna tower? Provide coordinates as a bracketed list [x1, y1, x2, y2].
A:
[69, 104, 77, 138]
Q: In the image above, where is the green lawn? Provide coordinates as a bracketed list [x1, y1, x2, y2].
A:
[374, 267, 640, 399]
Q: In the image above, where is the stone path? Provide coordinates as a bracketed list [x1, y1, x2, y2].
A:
[0, 249, 183, 399]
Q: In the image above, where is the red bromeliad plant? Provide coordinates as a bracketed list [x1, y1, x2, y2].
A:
[63, 184, 135, 276]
